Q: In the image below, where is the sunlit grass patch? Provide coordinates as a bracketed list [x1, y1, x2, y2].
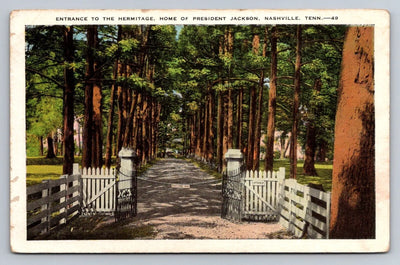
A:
[261, 159, 333, 191]
[26, 165, 63, 186]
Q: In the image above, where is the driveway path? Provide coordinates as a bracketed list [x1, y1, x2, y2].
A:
[130, 158, 289, 239]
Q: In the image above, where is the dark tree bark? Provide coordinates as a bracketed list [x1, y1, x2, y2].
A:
[104, 60, 118, 167]
[207, 90, 214, 161]
[62, 26, 75, 174]
[216, 90, 224, 172]
[247, 85, 257, 170]
[290, 25, 302, 179]
[46, 135, 56, 159]
[236, 88, 243, 150]
[246, 33, 260, 170]
[303, 78, 322, 176]
[254, 27, 269, 171]
[265, 26, 278, 172]
[116, 63, 126, 155]
[39, 136, 44, 156]
[330, 26, 375, 239]
[82, 26, 95, 169]
[317, 140, 328, 162]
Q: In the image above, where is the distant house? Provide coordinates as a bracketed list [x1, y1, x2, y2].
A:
[259, 131, 304, 160]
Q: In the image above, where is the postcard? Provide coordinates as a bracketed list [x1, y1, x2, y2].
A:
[10, 9, 390, 253]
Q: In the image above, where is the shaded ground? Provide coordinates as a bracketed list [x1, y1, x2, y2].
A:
[39, 158, 294, 240]
[129, 158, 291, 239]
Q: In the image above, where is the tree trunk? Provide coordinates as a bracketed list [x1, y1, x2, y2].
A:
[330, 26, 375, 239]
[46, 135, 56, 159]
[303, 78, 321, 176]
[116, 63, 127, 154]
[253, 27, 269, 171]
[82, 26, 95, 169]
[122, 91, 138, 147]
[92, 59, 103, 168]
[216, 91, 224, 172]
[104, 27, 122, 168]
[280, 133, 287, 159]
[62, 26, 75, 174]
[265, 26, 278, 172]
[207, 90, 214, 161]
[104, 61, 118, 167]
[290, 25, 302, 179]
[303, 123, 318, 176]
[236, 88, 243, 150]
[39, 136, 44, 156]
[247, 85, 256, 170]
[317, 140, 328, 162]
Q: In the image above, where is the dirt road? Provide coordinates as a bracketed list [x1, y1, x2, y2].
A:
[130, 158, 290, 239]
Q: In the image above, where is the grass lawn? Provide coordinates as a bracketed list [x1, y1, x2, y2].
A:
[262, 159, 333, 191]
[26, 165, 63, 186]
[26, 156, 333, 191]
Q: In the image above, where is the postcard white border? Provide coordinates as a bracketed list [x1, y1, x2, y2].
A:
[10, 9, 390, 253]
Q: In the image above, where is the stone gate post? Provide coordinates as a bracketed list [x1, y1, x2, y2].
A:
[118, 147, 137, 179]
[224, 149, 243, 174]
[116, 147, 138, 220]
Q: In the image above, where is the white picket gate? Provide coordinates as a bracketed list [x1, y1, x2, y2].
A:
[242, 168, 285, 221]
[229, 163, 331, 238]
[79, 167, 117, 215]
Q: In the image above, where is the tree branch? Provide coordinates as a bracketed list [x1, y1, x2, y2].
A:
[26, 67, 64, 89]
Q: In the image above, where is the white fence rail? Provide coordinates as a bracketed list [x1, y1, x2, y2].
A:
[278, 178, 331, 239]
[241, 167, 331, 239]
[27, 174, 82, 239]
[27, 164, 118, 238]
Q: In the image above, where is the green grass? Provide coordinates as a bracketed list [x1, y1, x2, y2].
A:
[26, 165, 63, 186]
[260, 159, 333, 191]
[26, 156, 118, 186]
[26, 156, 332, 191]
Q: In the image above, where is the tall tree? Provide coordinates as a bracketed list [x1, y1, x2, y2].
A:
[290, 25, 302, 179]
[82, 26, 95, 168]
[62, 26, 75, 174]
[264, 26, 278, 172]
[253, 27, 268, 171]
[303, 78, 321, 176]
[91, 26, 103, 168]
[330, 26, 375, 239]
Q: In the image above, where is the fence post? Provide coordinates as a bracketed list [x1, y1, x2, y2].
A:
[326, 192, 331, 239]
[224, 149, 243, 173]
[71, 164, 80, 216]
[118, 148, 137, 180]
[41, 180, 51, 234]
[224, 149, 244, 221]
[59, 175, 68, 225]
[116, 148, 137, 219]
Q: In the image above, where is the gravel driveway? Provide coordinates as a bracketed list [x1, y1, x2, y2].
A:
[130, 158, 291, 239]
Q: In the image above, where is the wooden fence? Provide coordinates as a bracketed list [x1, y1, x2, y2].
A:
[27, 174, 82, 239]
[277, 178, 331, 239]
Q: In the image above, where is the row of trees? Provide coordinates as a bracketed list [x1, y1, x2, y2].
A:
[26, 25, 177, 173]
[26, 24, 375, 238]
[26, 25, 343, 176]
[174, 25, 344, 176]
